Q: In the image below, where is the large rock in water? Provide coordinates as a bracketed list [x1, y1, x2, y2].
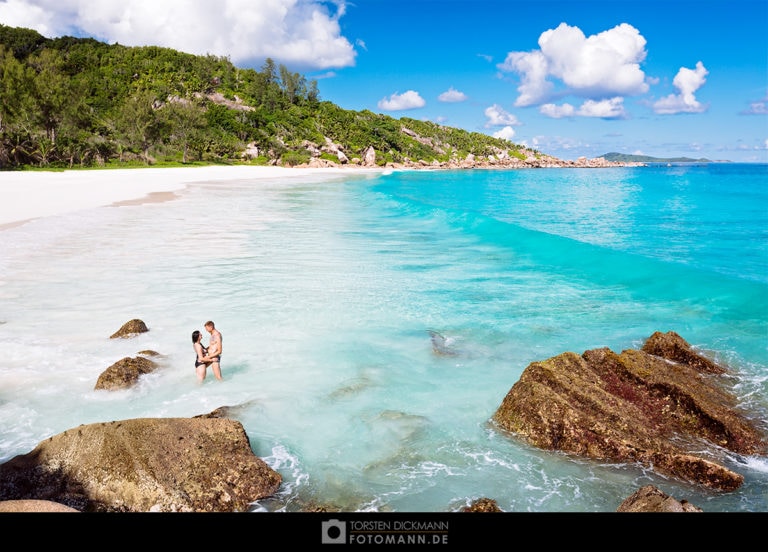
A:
[0, 417, 281, 512]
[109, 318, 148, 338]
[617, 485, 702, 512]
[492, 331, 767, 491]
[94, 355, 159, 390]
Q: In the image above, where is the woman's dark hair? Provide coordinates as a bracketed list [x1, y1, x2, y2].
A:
[192, 330, 201, 344]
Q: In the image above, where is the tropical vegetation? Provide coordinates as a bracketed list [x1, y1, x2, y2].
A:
[0, 24, 534, 170]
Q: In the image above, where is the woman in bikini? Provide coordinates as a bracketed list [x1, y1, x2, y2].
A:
[192, 329, 212, 382]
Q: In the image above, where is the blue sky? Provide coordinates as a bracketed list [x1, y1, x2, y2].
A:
[1, 0, 766, 162]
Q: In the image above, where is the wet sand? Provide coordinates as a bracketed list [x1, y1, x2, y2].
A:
[0, 165, 375, 229]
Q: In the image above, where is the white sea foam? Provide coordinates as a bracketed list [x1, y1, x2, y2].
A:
[733, 454, 768, 473]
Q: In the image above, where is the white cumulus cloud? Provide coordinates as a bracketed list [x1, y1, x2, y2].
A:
[492, 126, 516, 141]
[539, 103, 576, 118]
[740, 93, 768, 115]
[743, 99, 768, 115]
[484, 104, 521, 127]
[438, 87, 468, 103]
[0, 0, 56, 34]
[0, 0, 357, 69]
[653, 62, 709, 114]
[501, 50, 552, 108]
[498, 22, 649, 107]
[577, 97, 627, 118]
[377, 90, 426, 111]
[541, 97, 625, 119]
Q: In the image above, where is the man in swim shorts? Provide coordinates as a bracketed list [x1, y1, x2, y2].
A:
[205, 320, 223, 380]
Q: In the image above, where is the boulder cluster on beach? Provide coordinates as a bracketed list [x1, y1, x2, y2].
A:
[297, 148, 641, 170]
[243, 133, 644, 170]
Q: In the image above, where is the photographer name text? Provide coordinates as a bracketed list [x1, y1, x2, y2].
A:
[348, 520, 449, 545]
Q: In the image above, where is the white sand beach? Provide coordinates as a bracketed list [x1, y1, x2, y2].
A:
[0, 165, 373, 229]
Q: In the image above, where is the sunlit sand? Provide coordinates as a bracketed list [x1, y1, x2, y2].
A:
[0, 165, 375, 229]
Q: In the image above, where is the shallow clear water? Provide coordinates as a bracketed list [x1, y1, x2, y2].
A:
[0, 164, 766, 512]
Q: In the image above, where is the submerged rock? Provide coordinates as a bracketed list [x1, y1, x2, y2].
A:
[492, 331, 767, 491]
[428, 330, 458, 356]
[460, 497, 503, 512]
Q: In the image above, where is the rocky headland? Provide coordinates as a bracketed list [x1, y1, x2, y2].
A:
[298, 146, 641, 170]
[240, 128, 644, 171]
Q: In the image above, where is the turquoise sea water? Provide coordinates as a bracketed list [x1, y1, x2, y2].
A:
[0, 164, 766, 512]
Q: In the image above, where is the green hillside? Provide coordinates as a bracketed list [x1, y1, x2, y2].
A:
[0, 24, 536, 170]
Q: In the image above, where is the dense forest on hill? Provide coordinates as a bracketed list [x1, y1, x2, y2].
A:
[0, 24, 534, 170]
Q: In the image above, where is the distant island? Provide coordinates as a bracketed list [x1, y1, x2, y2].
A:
[601, 152, 728, 164]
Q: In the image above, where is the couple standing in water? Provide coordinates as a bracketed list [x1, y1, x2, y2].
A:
[192, 320, 223, 382]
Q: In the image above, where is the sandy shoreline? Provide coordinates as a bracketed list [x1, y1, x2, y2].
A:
[0, 165, 377, 229]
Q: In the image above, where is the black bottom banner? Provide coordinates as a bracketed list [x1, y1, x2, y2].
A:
[4, 511, 762, 546]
